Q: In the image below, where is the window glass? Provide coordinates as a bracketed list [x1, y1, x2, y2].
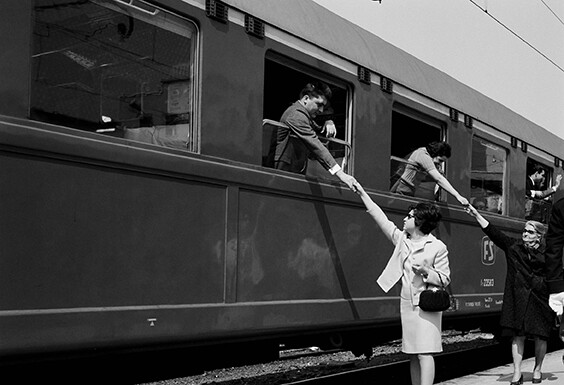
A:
[470, 137, 506, 214]
[31, 0, 199, 152]
[262, 57, 351, 177]
[390, 108, 445, 201]
[525, 159, 555, 223]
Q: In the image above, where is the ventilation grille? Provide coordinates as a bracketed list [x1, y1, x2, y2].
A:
[449, 108, 459, 122]
[464, 114, 473, 128]
[521, 141, 528, 153]
[245, 15, 265, 38]
[380, 76, 393, 93]
[206, 0, 228, 23]
[357, 66, 371, 84]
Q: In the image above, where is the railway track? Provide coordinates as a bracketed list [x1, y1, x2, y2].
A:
[4, 330, 560, 384]
[282, 337, 564, 385]
[283, 342, 506, 385]
[136, 330, 501, 384]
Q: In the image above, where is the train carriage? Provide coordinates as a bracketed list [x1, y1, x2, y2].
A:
[1, 0, 563, 362]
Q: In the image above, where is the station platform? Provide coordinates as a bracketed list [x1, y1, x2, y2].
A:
[436, 349, 564, 384]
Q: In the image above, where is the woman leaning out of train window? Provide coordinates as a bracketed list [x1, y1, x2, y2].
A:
[354, 181, 450, 385]
[391, 141, 469, 206]
[465, 204, 553, 385]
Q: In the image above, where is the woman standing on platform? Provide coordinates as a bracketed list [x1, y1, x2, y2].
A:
[465, 204, 554, 384]
[355, 182, 450, 385]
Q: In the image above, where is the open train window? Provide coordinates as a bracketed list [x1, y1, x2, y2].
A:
[262, 55, 351, 177]
[30, 0, 199, 152]
[470, 137, 506, 214]
[390, 106, 445, 201]
[525, 158, 555, 223]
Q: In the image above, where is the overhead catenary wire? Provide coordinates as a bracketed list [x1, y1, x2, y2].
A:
[468, 0, 564, 74]
[539, 0, 564, 28]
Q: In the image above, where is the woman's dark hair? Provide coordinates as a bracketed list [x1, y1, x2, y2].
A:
[300, 81, 332, 100]
[409, 202, 442, 234]
[426, 141, 451, 158]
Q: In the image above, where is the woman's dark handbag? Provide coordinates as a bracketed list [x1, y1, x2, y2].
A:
[418, 272, 452, 312]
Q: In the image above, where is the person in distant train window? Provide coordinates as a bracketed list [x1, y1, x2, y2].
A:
[471, 196, 488, 211]
[525, 166, 562, 221]
[526, 166, 561, 199]
[354, 181, 450, 385]
[274, 82, 357, 192]
[391, 141, 469, 206]
[465, 204, 554, 384]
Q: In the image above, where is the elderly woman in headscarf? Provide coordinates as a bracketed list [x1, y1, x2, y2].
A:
[465, 205, 554, 384]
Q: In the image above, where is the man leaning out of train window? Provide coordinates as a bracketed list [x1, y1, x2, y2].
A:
[273, 81, 357, 192]
[526, 165, 562, 200]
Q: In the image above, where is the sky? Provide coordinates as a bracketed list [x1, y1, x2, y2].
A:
[311, 0, 564, 141]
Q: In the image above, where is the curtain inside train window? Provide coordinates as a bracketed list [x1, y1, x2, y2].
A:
[471, 137, 506, 214]
[30, 0, 200, 152]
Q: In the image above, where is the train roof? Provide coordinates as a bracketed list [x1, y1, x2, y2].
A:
[224, 0, 563, 159]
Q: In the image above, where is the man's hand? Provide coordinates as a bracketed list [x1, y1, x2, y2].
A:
[549, 292, 564, 316]
[323, 121, 337, 138]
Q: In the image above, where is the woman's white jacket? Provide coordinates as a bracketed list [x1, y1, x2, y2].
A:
[365, 201, 451, 306]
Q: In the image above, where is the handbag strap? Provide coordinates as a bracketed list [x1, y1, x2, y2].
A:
[426, 266, 455, 310]
[436, 270, 445, 288]
[425, 267, 452, 295]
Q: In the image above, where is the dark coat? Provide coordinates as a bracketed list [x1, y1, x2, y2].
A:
[483, 224, 555, 338]
[546, 190, 564, 293]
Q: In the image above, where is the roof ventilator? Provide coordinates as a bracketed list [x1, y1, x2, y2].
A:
[380, 76, 393, 93]
[510, 137, 518, 148]
[464, 114, 473, 129]
[521, 141, 527, 153]
[449, 108, 459, 122]
[245, 15, 265, 38]
[357, 66, 371, 85]
[206, 0, 228, 23]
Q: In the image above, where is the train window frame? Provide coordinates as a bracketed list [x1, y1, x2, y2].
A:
[389, 103, 447, 202]
[29, 0, 201, 153]
[470, 135, 507, 215]
[262, 51, 353, 177]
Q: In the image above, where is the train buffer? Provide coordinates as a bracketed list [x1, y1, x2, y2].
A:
[436, 348, 564, 384]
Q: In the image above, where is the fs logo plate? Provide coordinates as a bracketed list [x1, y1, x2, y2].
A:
[481, 236, 495, 265]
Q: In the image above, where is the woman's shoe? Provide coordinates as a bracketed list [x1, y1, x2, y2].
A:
[532, 374, 542, 384]
[509, 375, 523, 385]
